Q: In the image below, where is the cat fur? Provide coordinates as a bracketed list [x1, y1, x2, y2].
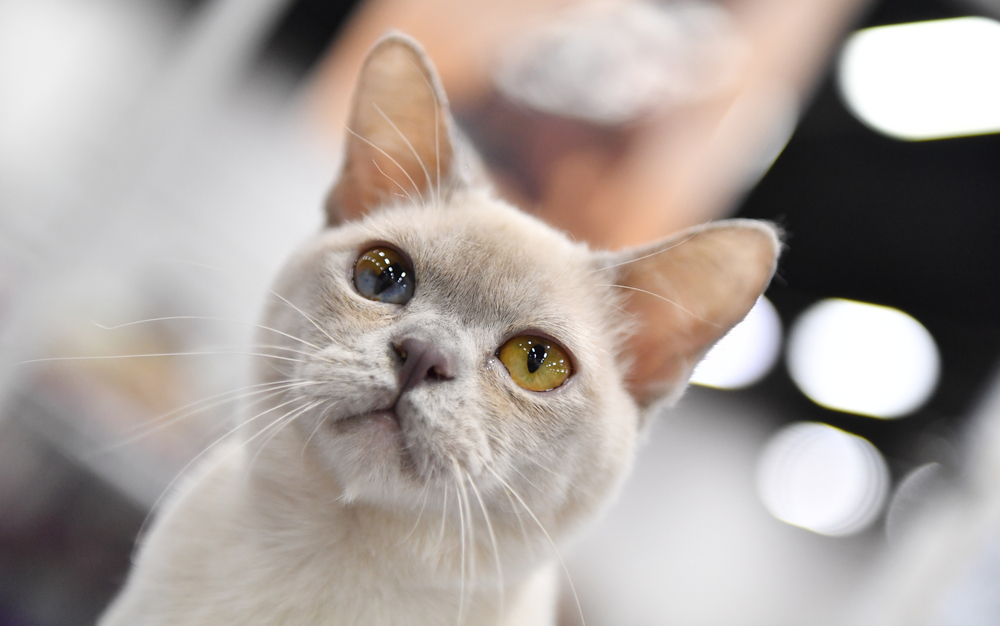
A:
[99, 33, 780, 626]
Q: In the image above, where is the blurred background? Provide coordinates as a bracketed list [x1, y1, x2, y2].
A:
[1, 0, 999, 624]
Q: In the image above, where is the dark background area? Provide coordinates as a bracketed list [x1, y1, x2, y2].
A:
[735, 0, 1000, 478]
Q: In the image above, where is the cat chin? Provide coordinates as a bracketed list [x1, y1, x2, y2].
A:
[305, 413, 429, 506]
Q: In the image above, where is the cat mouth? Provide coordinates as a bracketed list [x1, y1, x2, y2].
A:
[334, 408, 401, 433]
[364, 409, 401, 430]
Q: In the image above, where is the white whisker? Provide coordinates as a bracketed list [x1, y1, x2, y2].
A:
[468, 471, 504, 624]
[403, 55, 444, 203]
[93, 316, 325, 352]
[300, 399, 336, 457]
[18, 350, 312, 366]
[372, 104, 433, 203]
[595, 232, 699, 273]
[98, 380, 319, 452]
[248, 399, 323, 472]
[345, 125, 425, 205]
[439, 485, 450, 545]
[489, 467, 586, 626]
[599, 284, 720, 327]
[131, 393, 312, 560]
[263, 288, 338, 345]
[372, 159, 416, 204]
[161, 260, 337, 346]
[499, 479, 532, 558]
[397, 479, 433, 547]
[453, 460, 467, 626]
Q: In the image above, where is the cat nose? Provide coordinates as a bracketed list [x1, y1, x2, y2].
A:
[395, 337, 455, 392]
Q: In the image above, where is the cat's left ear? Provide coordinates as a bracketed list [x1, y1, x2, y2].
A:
[326, 34, 463, 225]
[599, 219, 782, 409]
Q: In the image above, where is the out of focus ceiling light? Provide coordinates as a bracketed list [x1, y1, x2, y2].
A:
[691, 296, 782, 389]
[787, 299, 939, 419]
[757, 422, 889, 536]
[838, 17, 1000, 141]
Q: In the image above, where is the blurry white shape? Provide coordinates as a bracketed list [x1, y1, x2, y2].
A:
[787, 298, 939, 418]
[495, 1, 742, 124]
[0, 0, 167, 184]
[757, 421, 889, 536]
[839, 17, 1000, 140]
[691, 296, 782, 389]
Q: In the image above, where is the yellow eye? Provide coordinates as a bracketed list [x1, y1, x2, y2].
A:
[498, 335, 572, 391]
[353, 246, 415, 304]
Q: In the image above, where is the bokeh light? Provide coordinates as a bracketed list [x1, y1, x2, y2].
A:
[838, 17, 1000, 141]
[787, 298, 939, 419]
[691, 296, 782, 390]
[757, 422, 889, 536]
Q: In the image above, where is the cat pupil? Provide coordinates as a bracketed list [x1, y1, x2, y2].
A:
[526, 344, 548, 374]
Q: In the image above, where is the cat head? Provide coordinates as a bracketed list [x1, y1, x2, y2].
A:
[253, 35, 779, 537]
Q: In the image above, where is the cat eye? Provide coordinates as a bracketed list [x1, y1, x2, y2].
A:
[498, 335, 572, 392]
[353, 246, 415, 304]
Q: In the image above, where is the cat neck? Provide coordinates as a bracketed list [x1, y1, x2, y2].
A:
[240, 426, 557, 592]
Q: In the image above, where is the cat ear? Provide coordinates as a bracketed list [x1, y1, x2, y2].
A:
[326, 34, 459, 225]
[601, 219, 781, 409]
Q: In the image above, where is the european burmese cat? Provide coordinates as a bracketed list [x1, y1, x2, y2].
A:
[99, 34, 779, 625]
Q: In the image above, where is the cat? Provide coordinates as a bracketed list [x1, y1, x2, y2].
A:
[98, 33, 780, 625]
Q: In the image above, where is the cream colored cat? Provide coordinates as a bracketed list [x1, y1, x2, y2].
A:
[99, 34, 780, 626]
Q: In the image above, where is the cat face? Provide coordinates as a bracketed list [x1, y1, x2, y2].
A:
[250, 35, 779, 538]
[260, 193, 636, 527]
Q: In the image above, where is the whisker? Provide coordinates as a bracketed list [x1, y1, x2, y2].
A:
[488, 467, 586, 626]
[467, 470, 504, 624]
[404, 55, 444, 203]
[499, 478, 532, 558]
[263, 289, 338, 346]
[18, 350, 312, 366]
[439, 484, 450, 545]
[130, 393, 312, 560]
[117, 378, 308, 437]
[451, 457, 468, 626]
[247, 399, 323, 472]
[599, 284, 720, 328]
[162, 260, 337, 346]
[241, 343, 333, 364]
[344, 125, 425, 205]
[397, 479, 433, 547]
[372, 104, 433, 204]
[300, 398, 336, 457]
[434, 83, 441, 203]
[455, 462, 477, 624]
[93, 316, 325, 352]
[594, 232, 699, 273]
[372, 159, 416, 204]
[98, 380, 319, 452]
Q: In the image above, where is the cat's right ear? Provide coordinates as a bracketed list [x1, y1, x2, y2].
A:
[325, 34, 462, 226]
[598, 220, 782, 411]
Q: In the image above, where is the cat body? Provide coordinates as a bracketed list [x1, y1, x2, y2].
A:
[99, 35, 779, 625]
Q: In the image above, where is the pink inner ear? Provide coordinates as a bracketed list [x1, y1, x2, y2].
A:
[326, 35, 455, 226]
[612, 221, 781, 407]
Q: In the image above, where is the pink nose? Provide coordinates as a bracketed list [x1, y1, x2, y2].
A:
[396, 337, 455, 392]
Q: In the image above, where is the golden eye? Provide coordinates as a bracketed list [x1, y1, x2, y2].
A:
[353, 246, 415, 304]
[498, 335, 572, 391]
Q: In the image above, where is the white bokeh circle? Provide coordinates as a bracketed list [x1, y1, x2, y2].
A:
[690, 296, 782, 390]
[757, 422, 889, 536]
[786, 298, 939, 418]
